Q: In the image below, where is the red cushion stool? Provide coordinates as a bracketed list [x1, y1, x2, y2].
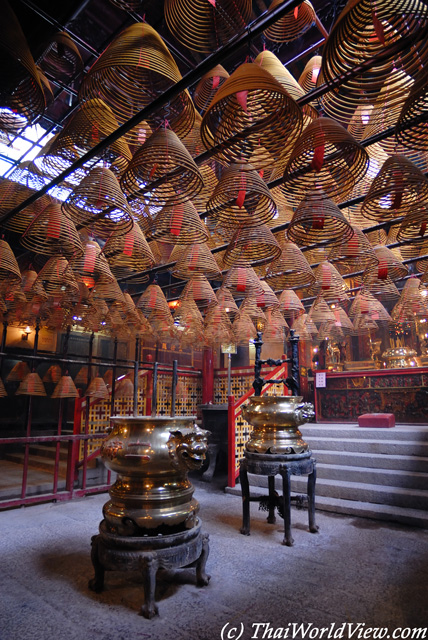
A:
[358, 413, 395, 428]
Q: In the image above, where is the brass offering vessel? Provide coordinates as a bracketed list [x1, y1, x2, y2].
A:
[100, 415, 209, 536]
[242, 395, 315, 455]
[381, 347, 418, 369]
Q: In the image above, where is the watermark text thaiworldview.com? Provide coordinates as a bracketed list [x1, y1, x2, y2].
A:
[220, 622, 427, 640]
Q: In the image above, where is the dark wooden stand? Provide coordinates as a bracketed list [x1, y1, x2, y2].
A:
[89, 519, 210, 618]
[239, 451, 319, 546]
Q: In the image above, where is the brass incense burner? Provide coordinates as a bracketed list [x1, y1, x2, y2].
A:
[100, 415, 209, 536]
[242, 395, 315, 455]
[382, 347, 418, 369]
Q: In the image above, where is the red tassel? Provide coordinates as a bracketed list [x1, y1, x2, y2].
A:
[123, 233, 135, 257]
[372, 10, 385, 45]
[419, 222, 427, 237]
[149, 163, 158, 181]
[212, 75, 220, 89]
[311, 145, 325, 172]
[294, 5, 299, 19]
[236, 90, 248, 114]
[170, 204, 184, 236]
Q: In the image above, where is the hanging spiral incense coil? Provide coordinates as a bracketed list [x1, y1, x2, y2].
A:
[20, 203, 83, 259]
[38, 31, 83, 81]
[291, 313, 318, 339]
[204, 304, 234, 348]
[215, 286, 239, 316]
[298, 55, 322, 99]
[79, 23, 195, 143]
[265, 238, 315, 290]
[307, 296, 336, 325]
[349, 290, 392, 323]
[181, 275, 217, 309]
[42, 99, 133, 178]
[103, 220, 155, 282]
[287, 190, 354, 247]
[309, 261, 350, 302]
[361, 155, 428, 224]
[277, 289, 305, 319]
[206, 163, 277, 229]
[136, 283, 171, 318]
[146, 201, 209, 245]
[395, 66, 428, 152]
[62, 167, 133, 239]
[363, 245, 408, 282]
[200, 62, 303, 169]
[254, 51, 317, 126]
[16, 373, 47, 397]
[0, 240, 21, 290]
[51, 375, 79, 399]
[164, 0, 252, 54]
[263, 308, 289, 342]
[194, 65, 230, 112]
[223, 224, 281, 268]
[232, 311, 257, 345]
[70, 241, 115, 290]
[120, 127, 204, 209]
[0, 0, 45, 135]
[328, 226, 379, 274]
[283, 117, 369, 205]
[34, 256, 79, 298]
[362, 275, 400, 302]
[239, 297, 266, 326]
[255, 281, 279, 310]
[264, 0, 316, 43]
[171, 243, 222, 280]
[222, 264, 264, 298]
[318, 0, 428, 128]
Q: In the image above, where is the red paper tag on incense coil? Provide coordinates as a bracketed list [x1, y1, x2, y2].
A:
[256, 293, 265, 307]
[28, 376, 36, 394]
[148, 287, 157, 309]
[420, 222, 427, 237]
[294, 5, 299, 19]
[207, 0, 216, 6]
[31, 303, 41, 315]
[321, 264, 332, 289]
[83, 244, 97, 273]
[236, 90, 248, 114]
[236, 174, 246, 208]
[311, 145, 325, 172]
[378, 261, 388, 279]
[348, 232, 359, 256]
[361, 298, 368, 314]
[312, 214, 325, 230]
[47, 208, 61, 239]
[123, 233, 135, 257]
[188, 246, 199, 271]
[212, 75, 220, 89]
[372, 9, 385, 45]
[149, 163, 158, 181]
[236, 269, 246, 292]
[170, 204, 184, 236]
[91, 122, 99, 145]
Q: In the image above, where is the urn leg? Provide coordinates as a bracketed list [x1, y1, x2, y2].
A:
[201, 444, 219, 483]
[88, 534, 105, 593]
[308, 461, 319, 534]
[267, 475, 277, 524]
[140, 554, 159, 619]
[196, 533, 211, 586]
[239, 461, 251, 536]
[280, 467, 294, 547]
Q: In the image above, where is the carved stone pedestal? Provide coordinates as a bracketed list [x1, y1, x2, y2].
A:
[89, 519, 210, 619]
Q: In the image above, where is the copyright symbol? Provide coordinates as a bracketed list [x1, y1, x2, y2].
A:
[221, 622, 244, 640]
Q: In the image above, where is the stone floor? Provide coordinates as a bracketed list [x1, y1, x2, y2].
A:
[0, 478, 427, 640]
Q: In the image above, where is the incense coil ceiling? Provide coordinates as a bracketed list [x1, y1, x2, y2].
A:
[78, 22, 195, 143]
[395, 66, 428, 152]
[265, 238, 315, 290]
[223, 224, 281, 268]
[170, 243, 222, 280]
[283, 117, 369, 205]
[120, 128, 204, 208]
[318, 0, 428, 127]
[102, 220, 155, 282]
[193, 65, 230, 113]
[200, 62, 303, 169]
[20, 203, 83, 259]
[264, 0, 316, 43]
[164, 0, 252, 54]
[146, 201, 209, 245]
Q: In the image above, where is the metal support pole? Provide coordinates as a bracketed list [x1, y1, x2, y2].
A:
[289, 330, 300, 397]
[227, 353, 232, 398]
[110, 338, 118, 417]
[133, 336, 140, 417]
[171, 359, 178, 418]
[151, 362, 158, 418]
[21, 319, 40, 499]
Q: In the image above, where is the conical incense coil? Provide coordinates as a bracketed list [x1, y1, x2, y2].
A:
[215, 286, 239, 316]
[308, 296, 336, 326]
[361, 155, 428, 223]
[232, 311, 257, 345]
[397, 278, 428, 315]
[35, 256, 79, 297]
[328, 226, 379, 273]
[223, 224, 281, 268]
[121, 127, 203, 209]
[223, 264, 264, 297]
[291, 313, 318, 340]
[51, 374, 79, 399]
[309, 261, 350, 301]
[85, 376, 110, 399]
[20, 270, 48, 305]
[351, 315, 378, 336]
[265, 239, 315, 290]
[62, 167, 133, 239]
[206, 163, 277, 229]
[255, 281, 279, 310]
[277, 289, 305, 319]
[330, 306, 354, 335]
[364, 246, 408, 282]
[181, 275, 216, 309]
[239, 297, 266, 325]
[254, 51, 317, 124]
[147, 201, 209, 245]
[7, 361, 30, 382]
[415, 241, 428, 275]
[263, 308, 289, 342]
[283, 117, 369, 205]
[287, 190, 353, 247]
[20, 203, 83, 259]
[362, 275, 401, 302]
[103, 220, 155, 281]
[137, 284, 171, 318]
[42, 99, 132, 178]
[0, 239, 21, 289]
[0, 0, 45, 135]
[397, 207, 428, 242]
[79, 22, 195, 142]
[349, 290, 392, 322]
[38, 31, 83, 81]
[171, 243, 222, 280]
[318, 0, 428, 127]
[200, 62, 303, 169]
[0, 378, 7, 398]
[396, 65, 428, 152]
[264, 0, 316, 43]
[16, 372, 47, 397]
[70, 241, 115, 290]
[42, 364, 62, 384]
[164, 0, 252, 54]
[91, 278, 126, 307]
[194, 65, 230, 112]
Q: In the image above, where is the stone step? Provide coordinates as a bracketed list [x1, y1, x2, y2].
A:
[301, 424, 428, 442]
[28, 444, 69, 461]
[312, 450, 428, 473]
[303, 436, 428, 456]
[315, 462, 428, 490]
[5, 452, 68, 477]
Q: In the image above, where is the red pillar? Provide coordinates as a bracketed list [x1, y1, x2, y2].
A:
[202, 347, 214, 404]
